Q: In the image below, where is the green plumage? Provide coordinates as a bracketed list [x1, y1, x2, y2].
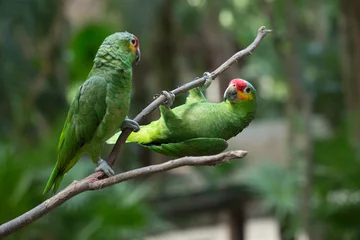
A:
[44, 32, 139, 194]
[107, 82, 257, 157]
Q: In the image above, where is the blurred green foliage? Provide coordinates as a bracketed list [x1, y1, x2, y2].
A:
[69, 24, 116, 84]
[0, 0, 359, 239]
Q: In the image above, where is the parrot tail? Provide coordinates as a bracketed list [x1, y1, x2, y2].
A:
[127, 122, 160, 144]
[43, 165, 64, 195]
[107, 122, 161, 145]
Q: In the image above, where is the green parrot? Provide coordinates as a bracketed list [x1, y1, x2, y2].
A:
[107, 77, 257, 157]
[43, 32, 141, 194]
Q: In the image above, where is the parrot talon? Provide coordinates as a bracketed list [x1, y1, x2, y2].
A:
[121, 117, 140, 132]
[160, 91, 175, 107]
[201, 72, 213, 90]
[95, 159, 115, 177]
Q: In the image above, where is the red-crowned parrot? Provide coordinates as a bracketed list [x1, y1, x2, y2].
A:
[107, 77, 257, 157]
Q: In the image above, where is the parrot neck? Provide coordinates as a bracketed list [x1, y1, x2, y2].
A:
[92, 46, 133, 73]
[221, 99, 257, 130]
[88, 55, 133, 89]
[223, 99, 256, 112]
[88, 55, 133, 82]
[89, 64, 131, 76]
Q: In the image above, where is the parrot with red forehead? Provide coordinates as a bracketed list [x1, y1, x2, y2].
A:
[107, 77, 257, 157]
[44, 32, 141, 194]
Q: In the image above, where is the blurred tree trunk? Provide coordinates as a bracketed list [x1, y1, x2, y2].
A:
[32, 0, 69, 134]
[262, 0, 314, 239]
[150, 0, 178, 165]
[201, 1, 238, 100]
[283, 1, 314, 238]
[229, 208, 245, 240]
[153, 0, 177, 92]
[340, 0, 360, 158]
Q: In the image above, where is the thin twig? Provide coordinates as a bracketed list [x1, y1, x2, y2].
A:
[0, 151, 247, 237]
[0, 26, 271, 237]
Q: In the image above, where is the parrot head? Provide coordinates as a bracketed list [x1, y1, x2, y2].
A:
[223, 79, 257, 103]
[95, 32, 141, 66]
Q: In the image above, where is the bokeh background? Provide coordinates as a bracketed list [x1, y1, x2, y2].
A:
[0, 0, 359, 239]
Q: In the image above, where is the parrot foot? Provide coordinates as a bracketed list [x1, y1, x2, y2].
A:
[162, 91, 175, 107]
[121, 117, 140, 132]
[95, 159, 115, 177]
[154, 91, 175, 107]
[201, 72, 213, 90]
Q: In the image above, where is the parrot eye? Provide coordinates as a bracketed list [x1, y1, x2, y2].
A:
[130, 39, 137, 46]
[245, 87, 251, 94]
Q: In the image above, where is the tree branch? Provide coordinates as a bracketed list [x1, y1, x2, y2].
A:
[0, 151, 247, 237]
[0, 26, 270, 238]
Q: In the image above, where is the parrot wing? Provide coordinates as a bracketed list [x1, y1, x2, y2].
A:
[141, 137, 228, 157]
[159, 105, 182, 122]
[44, 76, 108, 194]
[57, 76, 107, 172]
[185, 88, 208, 105]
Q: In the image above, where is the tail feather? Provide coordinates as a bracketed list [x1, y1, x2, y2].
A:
[43, 165, 64, 195]
[107, 122, 161, 145]
[126, 122, 160, 144]
[127, 127, 151, 144]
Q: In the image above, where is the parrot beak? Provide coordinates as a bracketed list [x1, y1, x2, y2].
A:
[223, 84, 238, 102]
[135, 47, 141, 65]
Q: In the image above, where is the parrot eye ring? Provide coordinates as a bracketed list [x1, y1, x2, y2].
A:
[130, 39, 137, 46]
[245, 87, 251, 94]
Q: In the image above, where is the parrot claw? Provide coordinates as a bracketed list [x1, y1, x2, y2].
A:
[155, 91, 175, 107]
[95, 159, 115, 177]
[201, 72, 212, 90]
[121, 117, 140, 132]
[162, 91, 175, 107]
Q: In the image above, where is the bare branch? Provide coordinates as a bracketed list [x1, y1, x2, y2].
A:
[0, 151, 247, 237]
[0, 26, 270, 237]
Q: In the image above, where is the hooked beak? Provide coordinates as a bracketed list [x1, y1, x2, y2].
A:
[135, 47, 141, 65]
[223, 84, 238, 102]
